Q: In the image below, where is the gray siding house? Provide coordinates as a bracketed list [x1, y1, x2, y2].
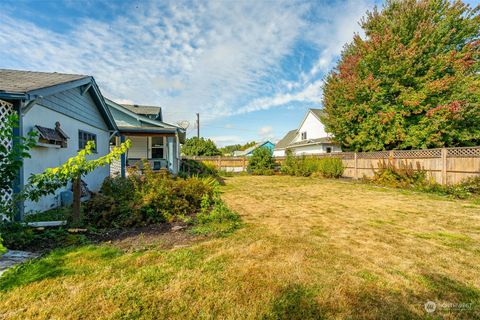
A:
[0, 69, 117, 217]
[105, 98, 186, 175]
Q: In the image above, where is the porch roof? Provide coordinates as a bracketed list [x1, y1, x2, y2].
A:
[105, 98, 186, 142]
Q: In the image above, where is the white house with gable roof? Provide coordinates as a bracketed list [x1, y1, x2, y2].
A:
[273, 108, 341, 157]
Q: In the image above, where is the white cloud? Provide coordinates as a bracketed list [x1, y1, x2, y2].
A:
[259, 125, 274, 140]
[237, 79, 324, 114]
[209, 135, 244, 147]
[0, 0, 374, 124]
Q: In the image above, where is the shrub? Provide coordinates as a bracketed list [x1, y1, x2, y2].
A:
[84, 166, 218, 228]
[420, 176, 480, 200]
[370, 160, 427, 188]
[0, 222, 80, 251]
[191, 197, 241, 236]
[281, 153, 343, 178]
[0, 235, 6, 255]
[316, 158, 344, 178]
[247, 147, 276, 175]
[100, 176, 136, 202]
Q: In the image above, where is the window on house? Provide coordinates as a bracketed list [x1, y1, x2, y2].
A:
[78, 130, 97, 152]
[301, 132, 307, 140]
[151, 137, 165, 159]
[326, 147, 332, 153]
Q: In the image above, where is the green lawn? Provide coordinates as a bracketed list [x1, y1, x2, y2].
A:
[1, 176, 480, 319]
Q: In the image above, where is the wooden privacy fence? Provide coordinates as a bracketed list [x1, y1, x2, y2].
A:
[184, 146, 480, 185]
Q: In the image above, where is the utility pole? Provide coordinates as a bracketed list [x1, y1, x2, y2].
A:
[196, 113, 200, 138]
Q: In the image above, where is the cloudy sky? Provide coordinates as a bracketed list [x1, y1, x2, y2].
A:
[1, 0, 381, 146]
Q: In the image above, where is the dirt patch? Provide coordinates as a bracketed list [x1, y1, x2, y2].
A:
[87, 223, 205, 252]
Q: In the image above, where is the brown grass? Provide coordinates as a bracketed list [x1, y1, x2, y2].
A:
[1, 175, 479, 319]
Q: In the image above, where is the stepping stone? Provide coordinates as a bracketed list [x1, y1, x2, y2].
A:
[0, 250, 39, 277]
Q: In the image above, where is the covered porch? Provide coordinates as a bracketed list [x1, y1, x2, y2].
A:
[119, 131, 180, 173]
[105, 98, 185, 176]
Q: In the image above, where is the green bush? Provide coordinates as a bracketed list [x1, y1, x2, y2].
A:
[316, 158, 344, 178]
[0, 222, 80, 251]
[369, 161, 480, 200]
[281, 153, 344, 178]
[370, 160, 427, 188]
[0, 234, 6, 255]
[191, 197, 241, 237]
[84, 165, 218, 228]
[248, 147, 276, 175]
[420, 176, 480, 200]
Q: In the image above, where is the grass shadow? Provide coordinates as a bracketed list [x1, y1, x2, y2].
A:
[418, 272, 480, 318]
[263, 284, 326, 320]
[0, 245, 122, 292]
[0, 249, 70, 292]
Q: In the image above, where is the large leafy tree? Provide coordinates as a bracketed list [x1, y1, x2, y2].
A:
[182, 137, 221, 156]
[322, 0, 480, 151]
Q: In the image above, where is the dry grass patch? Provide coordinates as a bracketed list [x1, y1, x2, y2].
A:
[1, 175, 479, 319]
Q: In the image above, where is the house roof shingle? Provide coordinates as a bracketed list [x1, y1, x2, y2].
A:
[275, 129, 297, 150]
[0, 69, 88, 93]
[309, 108, 324, 120]
[35, 125, 69, 142]
[121, 104, 161, 116]
[287, 137, 334, 148]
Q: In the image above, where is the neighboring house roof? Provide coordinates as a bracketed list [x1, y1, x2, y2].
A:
[236, 141, 274, 156]
[0, 69, 117, 131]
[0, 69, 87, 93]
[309, 108, 324, 120]
[287, 137, 334, 148]
[274, 130, 297, 150]
[105, 98, 186, 143]
[121, 104, 162, 121]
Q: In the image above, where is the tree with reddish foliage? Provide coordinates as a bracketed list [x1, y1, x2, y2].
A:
[322, 0, 480, 151]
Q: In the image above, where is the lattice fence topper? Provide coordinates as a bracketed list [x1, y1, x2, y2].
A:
[393, 148, 442, 159]
[447, 146, 480, 158]
[357, 151, 390, 159]
[0, 99, 15, 206]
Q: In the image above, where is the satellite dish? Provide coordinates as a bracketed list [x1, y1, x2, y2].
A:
[177, 120, 190, 130]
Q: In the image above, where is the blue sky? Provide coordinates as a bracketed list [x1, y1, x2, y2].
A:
[1, 0, 394, 146]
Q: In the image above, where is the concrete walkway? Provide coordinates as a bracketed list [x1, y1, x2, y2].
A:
[0, 250, 39, 277]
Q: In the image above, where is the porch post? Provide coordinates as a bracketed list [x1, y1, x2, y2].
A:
[13, 100, 24, 221]
[120, 135, 126, 178]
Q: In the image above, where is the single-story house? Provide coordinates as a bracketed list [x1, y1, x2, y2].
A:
[0, 69, 117, 217]
[273, 108, 341, 157]
[233, 141, 275, 157]
[105, 99, 186, 175]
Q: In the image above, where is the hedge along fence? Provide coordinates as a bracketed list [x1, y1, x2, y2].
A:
[183, 146, 480, 185]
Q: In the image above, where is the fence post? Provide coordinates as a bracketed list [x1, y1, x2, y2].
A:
[354, 152, 358, 179]
[218, 156, 222, 170]
[441, 148, 447, 185]
[243, 157, 246, 171]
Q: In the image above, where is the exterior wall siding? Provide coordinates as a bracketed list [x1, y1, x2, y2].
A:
[127, 136, 149, 159]
[36, 87, 108, 131]
[293, 112, 327, 143]
[22, 104, 110, 213]
[291, 144, 342, 155]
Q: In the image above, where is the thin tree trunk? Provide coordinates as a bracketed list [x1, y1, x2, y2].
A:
[72, 176, 81, 225]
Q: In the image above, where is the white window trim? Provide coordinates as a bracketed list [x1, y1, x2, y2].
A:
[148, 136, 167, 159]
